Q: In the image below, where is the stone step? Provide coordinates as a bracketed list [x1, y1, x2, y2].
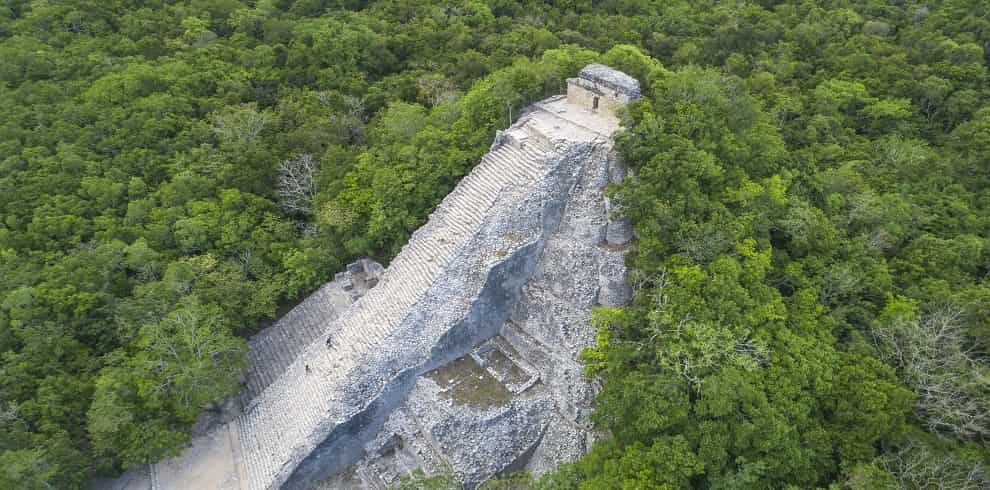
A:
[235, 283, 365, 409]
[305, 315, 323, 342]
[244, 373, 261, 403]
[357, 310, 388, 346]
[307, 317, 326, 337]
[453, 182, 489, 210]
[235, 417, 261, 488]
[268, 327, 285, 359]
[489, 151, 523, 172]
[487, 153, 519, 178]
[271, 333, 290, 373]
[503, 147, 545, 177]
[464, 166, 501, 192]
[502, 155, 530, 184]
[504, 141, 544, 161]
[476, 171, 504, 196]
[243, 375, 261, 403]
[149, 462, 160, 490]
[444, 200, 480, 222]
[459, 174, 496, 200]
[244, 352, 267, 398]
[514, 143, 545, 163]
[352, 319, 383, 350]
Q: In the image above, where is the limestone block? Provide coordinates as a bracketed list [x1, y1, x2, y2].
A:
[605, 218, 633, 246]
[608, 156, 627, 183]
[490, 130, 506, 151]
[603, 194, 633, 246]
[598, 251, 631, 307]
[362, 260, 385, 287]
[346, 261, 364, 275]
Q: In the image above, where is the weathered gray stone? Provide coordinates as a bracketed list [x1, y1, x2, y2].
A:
[604, 195, 633, 246]
[579, 63, 642, 98]
[608, 153, 627, 183]
[364, 260, 384, 278]
[605, 218, 633, 245]
[566, 64, 642, 117]
[346, 261, 363, 276]
[598, 250, 632, 307]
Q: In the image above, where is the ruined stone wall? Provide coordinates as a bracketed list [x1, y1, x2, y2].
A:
[570, 71, 646, 114]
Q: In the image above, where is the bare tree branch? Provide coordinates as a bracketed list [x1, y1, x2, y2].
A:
[276, 153, 319, 216]
[878, 440, 988, 490]
[872, 303, 990, 440]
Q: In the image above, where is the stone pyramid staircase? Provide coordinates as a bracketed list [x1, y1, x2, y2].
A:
[102, 77, 633, 490]
[231, 139, 554, 490]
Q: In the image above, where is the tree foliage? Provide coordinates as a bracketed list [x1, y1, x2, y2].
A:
[556, 1, 990, 487]
[2, 0, 990, 488]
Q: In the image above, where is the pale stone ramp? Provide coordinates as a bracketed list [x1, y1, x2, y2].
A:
[238, 282, 356, 406]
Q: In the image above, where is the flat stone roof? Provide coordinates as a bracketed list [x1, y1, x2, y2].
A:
[578, 64, 641, 98]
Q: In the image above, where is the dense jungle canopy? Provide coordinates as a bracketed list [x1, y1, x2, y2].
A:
[1, 0, 988, 488]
